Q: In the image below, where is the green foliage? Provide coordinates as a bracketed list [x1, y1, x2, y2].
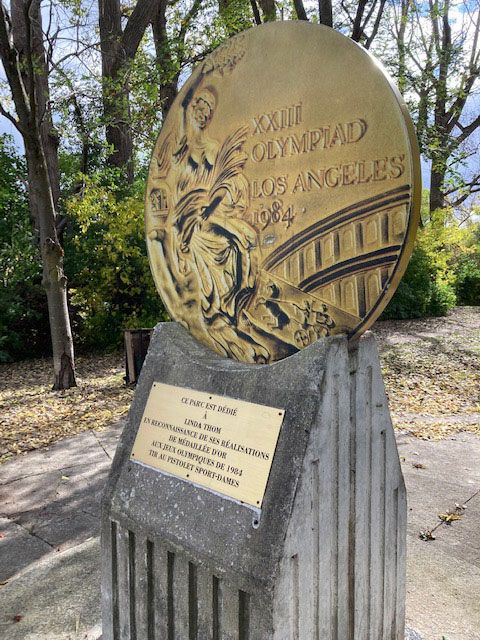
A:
[0, 139, 168, 360]
[382, 244, 440, 319]
[454, 239, 480, 306]
[0, 135, 49, 362]
[428, 281, 457, 316]
[383, 205, 480, 320]
[64, 170, 168, 349]
[216, 0, 254, 35]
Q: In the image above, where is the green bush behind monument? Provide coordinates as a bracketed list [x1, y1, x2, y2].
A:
[0, 137, 166, 361]
[63, 169, 168, 350]
[0, 136, 49, 362]
[382, 198, 480, 319]
[0, 136, 478, 361]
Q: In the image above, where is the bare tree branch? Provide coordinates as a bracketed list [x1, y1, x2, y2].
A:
[0, 99, 22, 132]
[445, 173, 480, 196]
[365, 0, 387, 49]
[454, 114, 480, 148]
[48, 41, 100, 74]
[448, 181, 480, 207]
[179, 0, 202, 41]
[351, 0, 368, 42]
[0, 1, 31, 128]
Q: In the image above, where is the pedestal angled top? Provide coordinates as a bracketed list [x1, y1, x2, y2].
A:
[145, 21, 421, 364]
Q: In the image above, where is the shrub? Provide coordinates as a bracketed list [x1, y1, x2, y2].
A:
[428, 281, 457, 316]
[455, 254, 480, 306]
[0, 135, 49, 361]
[382, 205, 480, 320]
[381, 242, 457, 319]
[382, 244, 434, 319]
[64, 171, 168, 350]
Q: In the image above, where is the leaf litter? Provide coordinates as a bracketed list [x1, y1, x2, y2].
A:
[0, 351, 133, 463]
[373, 307, 480, 440]
[0, 308, 478, 464]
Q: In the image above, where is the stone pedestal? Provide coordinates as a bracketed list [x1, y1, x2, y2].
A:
[101, 322, 406, 639]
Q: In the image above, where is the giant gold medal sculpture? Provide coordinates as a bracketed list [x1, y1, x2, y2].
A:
[146, 22, 421, 364]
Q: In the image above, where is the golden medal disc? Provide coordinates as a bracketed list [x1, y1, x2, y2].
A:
[145, 21, 421, 364]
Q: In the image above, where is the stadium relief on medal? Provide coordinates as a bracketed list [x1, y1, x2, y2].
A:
[130, 383, 285, 508]
[145, 29, 419, 365]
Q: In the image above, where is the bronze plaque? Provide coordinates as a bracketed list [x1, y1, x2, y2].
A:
[130, 383, 284, 507]
[146, 22, 421, 363]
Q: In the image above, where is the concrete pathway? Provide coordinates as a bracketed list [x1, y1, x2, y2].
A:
[0, 423, 122, 640]
[398, 431, 480, 640]
[0, 422, 479, 640]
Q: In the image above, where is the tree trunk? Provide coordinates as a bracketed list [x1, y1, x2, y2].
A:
[104, 95, 135, 184]
[405, 0, 480, 211]
[98, 0, 159, 181]
[98, 0, 134, 183]
[11, 0, 61, 210]
[319, 0, 333, 27]
[351, 0, 368, 42]
[293, 0, 308, 21]
[250, 0, 262, 25]
[258, 0, 276, 21]
[396, 0, 409, 95]
[0, 0, 77, 389]
[152, 0, 179, 119]
[428, 0, 451, 215]
[429, 167, 446, 212]
[25, 136, 76, 389]
[152, 0, 203, 119]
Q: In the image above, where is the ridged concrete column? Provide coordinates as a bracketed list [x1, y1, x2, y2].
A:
[102, 322, 406, 640]
[272, 337, 406, 640]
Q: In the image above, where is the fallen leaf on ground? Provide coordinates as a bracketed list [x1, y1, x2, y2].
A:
[0, 309, 479, 462]
[419, 529, 436, 541]
[374, 308, 480, 440]
[0, 351, 133, 463]
[438, 512, 462, 523]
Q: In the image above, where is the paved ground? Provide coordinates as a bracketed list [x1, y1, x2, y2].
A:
[0, 424, 120, 640]
[0, 422, 479, 640]
[397, 431, 480, 640]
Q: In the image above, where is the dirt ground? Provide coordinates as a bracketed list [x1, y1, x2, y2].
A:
[0, 307, 478, 463]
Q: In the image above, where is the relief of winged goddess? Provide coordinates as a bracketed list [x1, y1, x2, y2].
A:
[147, 84, 270, 363]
